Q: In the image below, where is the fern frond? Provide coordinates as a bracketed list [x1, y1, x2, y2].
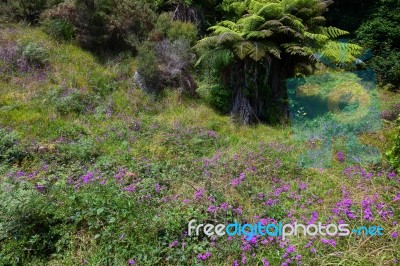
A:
[234, 41, 253, 60]
[282, 43, 313, 56]
[237, 14, 265, 31]
[308, 16, 326, 25]
[249, 42, 267, 61]
[304, 31, 329, 43]
[195, 33, 243, 50]
[319, 41, 363, 65]
[246, 29, 274, 39]
[257, 3, 284, 19]
[195, 48, 233, 69]
[320, 26, 349, 39]
[262, 41, 282, 59]
[219, 20, 240, 31]
[216, 32, 244, 44]
[209, 26, 238, 35]
[280, 14, 305, 31]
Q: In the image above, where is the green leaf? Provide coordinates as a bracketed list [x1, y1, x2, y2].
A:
[97, 208, 104, 215]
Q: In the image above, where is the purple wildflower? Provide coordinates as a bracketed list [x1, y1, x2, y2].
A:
[194, 188, 204, 201]
[208, 130, 217, 138]
[241, 253, 247, 264]
[333, 197, 356, 219]
[388, 172, 396, 179]
[208, 195, 215, 203]
[207, 205, 217, 213]
[81, 172, 94, 184]
[155, 183, 161, 193]
[220, 202, 229, 210]
[308, 212, 318, 225]
[362, 197, 373, 221]
[197, 251, 211, 261]
[337, 151, 345, 162]
[286, 245, 295, 253]
[35, 184, 45, 193]
[262, 258, 269, 266]
[299, 182, 307, 190]
[321, 238, 336, 247]
[124, 184, 136, 192]
[169, 240, 179, 248]
[393, 193, 400, 202]
[231, 173, 246, 187]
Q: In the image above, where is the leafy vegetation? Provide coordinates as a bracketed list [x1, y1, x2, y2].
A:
[387, 117, 400, 170]
[196, 0, 362, 123]
[356, 0, 400, 88]
[0, 0, 399, 265]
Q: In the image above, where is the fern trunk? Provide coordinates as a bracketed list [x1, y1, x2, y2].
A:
[227, 56, 294, 124]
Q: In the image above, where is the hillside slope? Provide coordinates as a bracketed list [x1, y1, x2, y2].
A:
[0, 24, 399, 265]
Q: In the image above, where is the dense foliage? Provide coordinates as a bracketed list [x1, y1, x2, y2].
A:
[387, 116, 400, 171]
[196, 0, 362, 123]
[135, 13, 198, 94]
[356, 0, 400, 88]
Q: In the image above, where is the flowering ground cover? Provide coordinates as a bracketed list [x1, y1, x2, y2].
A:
[0, 25, 399, 265]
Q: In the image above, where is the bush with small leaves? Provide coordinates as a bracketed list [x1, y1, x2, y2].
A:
[0, 128, 25, 164]
[136, 39, 197, 94]
[20, 41, 49, 67]
[387, 116, 400, 171]
[1, 0, 63, 23]
[42, 18, 75, 41]
[153, 12, 198, 45]
[49, 87, 86, 115]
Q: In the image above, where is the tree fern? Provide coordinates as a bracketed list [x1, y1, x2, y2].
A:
[197, 0, 364, 123]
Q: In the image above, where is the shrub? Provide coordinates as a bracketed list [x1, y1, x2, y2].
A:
[57, 136, 100, 162]
[0, 128, 25, 164]
[382, 103, 400, 121]
[135, 42, 162, 92]
[387, 116, 400, 171]
[73, 0, 156, 52]
[42, 18, 75, 41]
[12, 0, 48, 23]
[48, 87, 85, 115]
[40, 0, 76, 24]
[208, 84, 232, 113]
[136, 39, 197, 94]
[20, 41, 49, 67]
[0, 182, 63, 264]
[356, 0, 400, 88]
[1, 0, 62, 23]
[0, 39, 48, 74]
[153, 12, 198, 45]
[89, 72, 117, 97]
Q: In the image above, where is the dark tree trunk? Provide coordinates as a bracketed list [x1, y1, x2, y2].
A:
[227, 55, 296, 124]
